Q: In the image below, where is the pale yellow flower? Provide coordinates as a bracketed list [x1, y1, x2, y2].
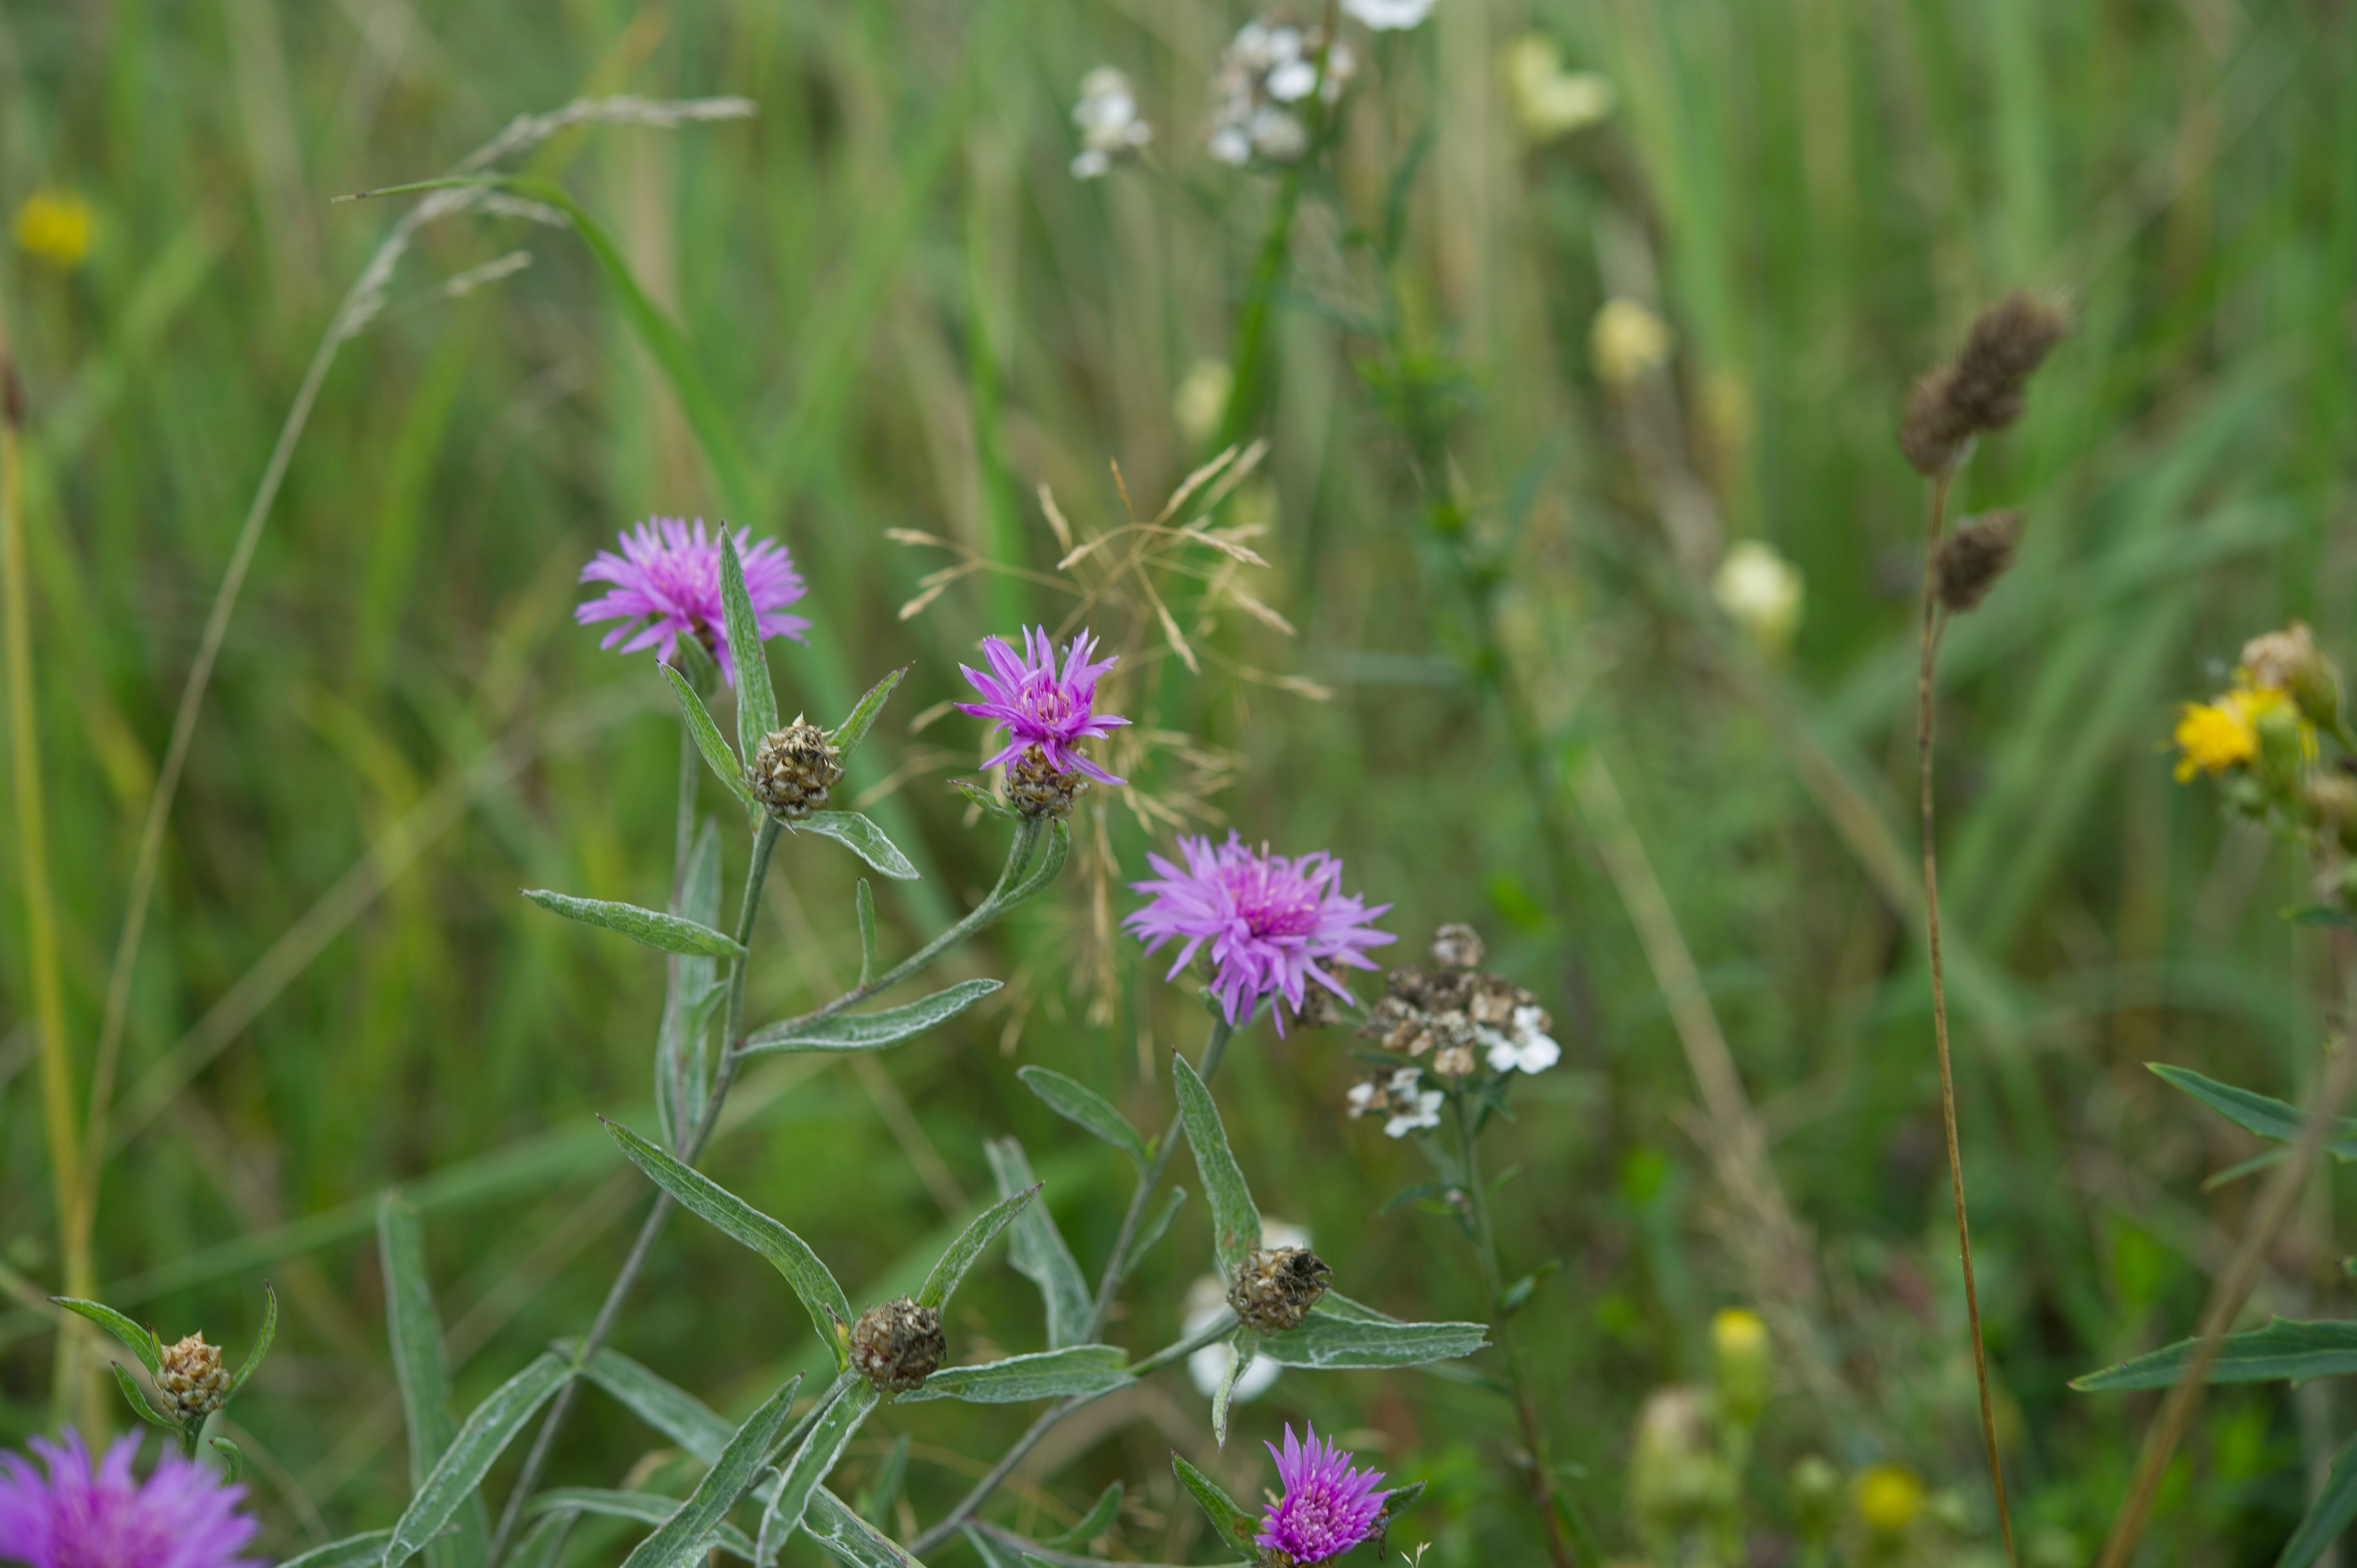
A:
[16, 190, 94, 271]
[1501, 35, 1615, 143]
[1175, 358, 1234, 449]
[1591, 297, 1673, 389]
[1855, 1464, 1924, 1536]
[1712, 540, 1804, 653]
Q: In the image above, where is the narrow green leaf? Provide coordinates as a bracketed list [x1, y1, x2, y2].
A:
[719, 529, 780, 762]
[2072, 1318, 2357, 1390]
[997, 818, 1069, 906]
[2202, 1148, 2289, 1192]
[855, 880, 876, 989]
[1120, 1187, 1187, 1283]
[796, 812, 919, 880]
[2282, 1433, 2357, 1568]
[617, 1371, 804, 1568]
[575, 1345, 731, 1466]
[227, 1281, 276, 1397]
[1211, 1328, 1257, 1448]
[984, 1139, 1091, 1348]
[664, 664, 756, 809]
[382, 1352, 572, 1568]
[951, 780, 1016, 820]
[208, 1436, 243, 1483]
[831, 666, 910, 759]
[109, 1361, 178, 1429]
[379, 1195, 487, 1568]
[960, 1525, 1047, 1568]
[2148, 1063, 2357, 1160]
[52, 1297, 161, 1374]
[1258, 1307, 1489, 1370]
[1172, 1053, 1260, 1278]
[804, 1486, 928, 1567]
[510, 1513, 578, 1568]
[603, 1120, 852, 1365]
[1017, 1068, 1149, 1170]
[855, 1433, 910, 1525]
[917, 1183, 1039, 1311]
[657, 818, 724, 1151]
[278, 1531, 397, 1568]
[895, 1345, 1133, 1405]
[743, 981, 1000, 1056]
[522, 890, 745, 959]
[1042, 1481, 1123, 1548]
[1171, 1453, 1258, 1548]
[2287, 903, 2357, 932]
[758, 1378, 881, 1557]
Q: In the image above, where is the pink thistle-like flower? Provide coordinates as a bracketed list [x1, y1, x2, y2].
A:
[955, 626, 1130, 785]
[1123, 832, 1393, 1034]
[1255, 1423, 1392, 1564]
[0, 1428, 264, 1568]
[575, 517, 809, 685]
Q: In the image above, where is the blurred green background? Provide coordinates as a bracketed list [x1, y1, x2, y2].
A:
[2, 0, 2354, 1562]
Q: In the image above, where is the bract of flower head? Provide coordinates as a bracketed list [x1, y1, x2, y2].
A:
[575, 517, 809, 687]
[0, 1428, 264, 1568]
[15, 190, 95, 271]
[1478, 1004, 1562, 1074]
[1207, 21, 1356, 168]
[1712, 539, 1805, 654]
[1257, 1423, 1393, 1564]
[955, 625, 1129, 785]
[1124, 831, 1393, 1034]
[1185, 1219, 1308, 1402]
[1592, 297, 1675, 388]
[1501, 36, 1615, 143]
[2173, 686, 2283, 782]
[1341, 0, 1437, 30]
[1071, 66, 1152, 179]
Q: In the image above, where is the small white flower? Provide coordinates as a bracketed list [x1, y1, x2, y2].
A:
[1071, 149, 1112, 180]
[1712, 540, 1804, 654]
[1385, 1089, 1444, 1138]
[1345, 1080, 1381, 1115]
[1483, 1005, 1562, 1074]
[1387, 1066, 1424, 1096]
[1207, 17, 1355, 166]
[1343, 0, 1438, 30]
[1267, 58, 1319, 103]
[1248, 106, 1309, 162]
[1184, 1219, 1311, 1400]
[1071, 66, 1152, 181]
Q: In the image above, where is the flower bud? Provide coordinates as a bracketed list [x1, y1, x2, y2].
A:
[848, 1297, 945, 1395]
[1709, 1307, 1770, 1426]
[1854, 1463, 1924, 1539]
[1226, 1246, 1331, 1333]
[158, 1332, 233, 1421]
[1429, 922, 1485, 970]
[1790, 1455, 1842, 1541]
[2243, 622, 2344, 735]
[1005, 745, 1090, 819]
[750, 718, 843, 821]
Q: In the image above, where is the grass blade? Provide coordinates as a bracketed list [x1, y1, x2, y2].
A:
[2281, 1435, 2357, 1568]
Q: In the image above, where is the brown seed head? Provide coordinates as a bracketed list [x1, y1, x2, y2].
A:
[1933, 510, 2025, 613]
[848, 1297, 945, 1394]
[1363, 994, 1429, 1054]
[1004, 745, 1090, 819]
[157, 1332, 233, 1420]
[750, 718, 843, 821]
[1227, 1246, 1332, 1334]
[1948, 294, 2070, 432]
[1429, 922, 1485, 971]
[1898, 367, 1974, 476]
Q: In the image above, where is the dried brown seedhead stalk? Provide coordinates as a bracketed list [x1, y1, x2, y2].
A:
[1898, 293, 2072, 475]
[1933, 510, 2025, 613]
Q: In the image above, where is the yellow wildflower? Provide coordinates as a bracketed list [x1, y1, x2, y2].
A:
[16, 190, 94, 271]
[2173, 686, 2284, 782]
[1854, 1463, 1924, 1536]
[1592, 297, 1674, 389]
[1501, 35, 1615, 143]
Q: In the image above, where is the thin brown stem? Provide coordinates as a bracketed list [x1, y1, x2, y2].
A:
[1917, 469, 2016, 1566]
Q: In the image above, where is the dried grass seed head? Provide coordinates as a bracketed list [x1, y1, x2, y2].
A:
[1932, 509, 2024, 613]
[1948, 293, 2071, 432]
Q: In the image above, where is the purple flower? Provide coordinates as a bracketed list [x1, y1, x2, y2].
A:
[1256, 1423, 1392, 1564]
[575, 517, 809, 685]
[955, 626, 1130, 785]
[0, 1428, 264, 1568]
[1123, 832, 1393, 1034]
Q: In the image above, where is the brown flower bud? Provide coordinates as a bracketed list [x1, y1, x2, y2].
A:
[1005, 745, 1090, 819]
[157, 1332, 233, 1421]
[1429, 923, 1485, 971]
[1933, 510, 2024, 613]
[848, 1297, 945, 1395]
[750, 718, 843, 821]
[1227, 1246, 1331, 1333]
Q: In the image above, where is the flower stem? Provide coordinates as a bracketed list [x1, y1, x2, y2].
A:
[1084, 1013, 1233, 1338]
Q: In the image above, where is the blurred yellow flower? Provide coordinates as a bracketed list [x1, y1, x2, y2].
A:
[1501, 35, 1615, 143]
[1711, 1306, 1766, 1356]
[16, 190, 94, 271]
[1712, 540, 1804, 654]
[1175, 358, 1234, 450]
[2173, 686, 2283, 782]
[1591, 297, 1673, 389]
[1855, 1463, 1924, 1535]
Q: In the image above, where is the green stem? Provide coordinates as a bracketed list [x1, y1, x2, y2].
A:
[1085, 1013, 1233, 1338]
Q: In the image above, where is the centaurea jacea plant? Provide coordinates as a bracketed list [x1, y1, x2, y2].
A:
[956, 623, 1129, 818]
[0, 1429, 264, 1568]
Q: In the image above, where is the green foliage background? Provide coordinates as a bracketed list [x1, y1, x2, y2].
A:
[2, 0, 2354, 1562]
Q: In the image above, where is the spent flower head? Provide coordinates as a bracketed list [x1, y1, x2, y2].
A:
[1257, 1423, 1393, 1564]
[1124, 831, 1393, 1033]
[1071, 66, 1152, 179]
[0, 1429, 263, 1568]
[575, 517, 809, 686]
[956, 625, 1130, 785]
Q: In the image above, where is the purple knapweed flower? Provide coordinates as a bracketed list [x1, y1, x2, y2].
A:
[1123, 832, 1393, 1034]
[0, 1428, 264, 1568]
[1255, 1423, 1392, 1564]
[955, 626, 1130, 784]
[575, 516, 809, 685]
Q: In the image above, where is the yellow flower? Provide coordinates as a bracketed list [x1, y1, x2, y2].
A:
[1501, 35, 1615, 143]
[16, 190, 94, 271]
[2173, 686, 2285, 782]
[1592, 297, 1673, 389]
[1855, 1464, 1924, 1536]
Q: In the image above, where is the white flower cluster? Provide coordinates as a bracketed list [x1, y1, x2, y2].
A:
[1476, 1004, 1561, 1075]
[1206, 22, 1355, 167]
[1348, 1066, 1444, 1138]
[1341, 0, 1438, 28]
[1071, 67, 1152, 180]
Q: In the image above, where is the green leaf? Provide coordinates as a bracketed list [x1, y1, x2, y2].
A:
[1017, 1067, 1149, 1170]
[831, 666, 910, 759]
[718, 530, 780, 763]
[382, 1351, 572, 1568]
[208, 1436, 243, 1482]
[1258, 1304, 1490, 1370]
[657, 818, 724, 1150]
[279, 1531, 397, 1568]
[1500, 1261, 1560, 1318]
[2072, 1318, 2357, 1390]
[757, 1378, 881, 1557]
[917, 1183, 1039, 1311]
[109, 1361, 178, 1429]
[510, 1512, 579, 1568]
[52, 1297, 161, 1374]
[951, 780, 1016, 819]
[1121, 1187, 1187, 1283]
[997, 818, 1069, 905]
[2149, 1063, 2357, 1160]
[743, 981, 1000, 1056]
[895, 1345, 1133, 1405]
[379, 1195, 487, 1568]
[1042, 1481, 1123, 1548]
[1211, 1327, 1257, 1448]
[616, 1371, 804, 1568]
[795, 812, 919, 880]
[664, 664, 756, 809]
[855, 1433, 910, 1525]
[804, 1486, 929, 1567]
[531, 1489, 756, 1561]
[2282, 1433, 2357, 1568]
[575, 1345, 732, 1466]
[604, 1120, 852, 1366]
[522, 890, 746, 959]
[2287, 903, 2357, 932]
[960, 1525, 1055, 1568]
[1172, 1051, 1260, 1278]
[985, 1139, 1091, 1348]
[855, 880, 877, 989]
[1171, 1453, 1258, 1548]
[227, 1280, 276, 1397]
